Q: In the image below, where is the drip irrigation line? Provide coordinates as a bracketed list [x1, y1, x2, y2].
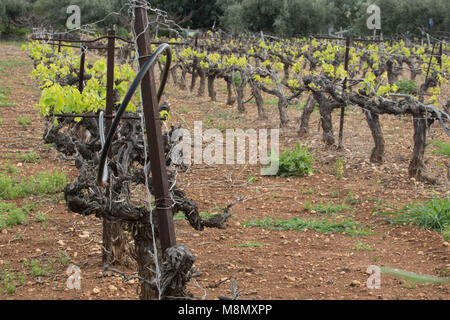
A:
[97, 43, 172, 186]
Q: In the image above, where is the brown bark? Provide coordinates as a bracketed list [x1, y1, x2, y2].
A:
[365, 111, 385, 163]
[179, 69, 187, 90]
[236, 78, 246, 113]
[170, 67, 179, 86]
[102, 220, 131, 267]
[190, 58, 198, 92]
[298, 96, 316, 137]
[249, 81, 265, 119]
[278, 96, 289, 126]
[319, 102, 334, 145]
[408, 113, 427, 180]
[207, 74, 217, 101]
[133, 219, 161, 300]
[226, 76, 236, 106]
[197, 69, 206, 97]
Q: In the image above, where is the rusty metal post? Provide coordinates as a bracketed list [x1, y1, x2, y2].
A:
[78, 47, 86, 93]
[58, 35, 62, 53]
[102, 29, 117, 266]
[134, 5, 176, 253]
[424, 42, 437, 86]
[338, 37, 351, 149]
[105, 29, 116, 132]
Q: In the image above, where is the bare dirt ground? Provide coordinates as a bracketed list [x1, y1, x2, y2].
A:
[0, 42, 449, 300]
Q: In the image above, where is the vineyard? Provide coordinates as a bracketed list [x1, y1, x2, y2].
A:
[0, 1, 449, 301]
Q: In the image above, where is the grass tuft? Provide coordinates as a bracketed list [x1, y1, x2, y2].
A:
[17, 117, 32, 128]
[376, 197, 449, 232]
[243, 217, 373, 236]
[16, 152, 39, 163]
[304, 201, 351, 214]
[429, 141, 450, 156]
[0, 201, 33, 230]
[276, 143, 314, 177]
[0, 170, 68, 200]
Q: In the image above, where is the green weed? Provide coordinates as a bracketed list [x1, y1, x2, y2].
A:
[0, 264, 25, 294]
[376, 197, 449, 232]
[243, 217, 373, 236]
[395, 80, 418, 95]
[234, 242, 266, 248]
[29, 260, 53, 277]
[276, 143, 314, 177]
[0, 170, 68, 200]
[302, 187, 315, 195]
[17, 117, 32, 128]
[351, 241, 375, 251]
[34, 211, 48, 223]
[16, 152, 39, 163]
[335, 158, 344, 180]
[0, 202, 28, 230]
[429, 141, 450, 156]
[304, 201, 351, 215]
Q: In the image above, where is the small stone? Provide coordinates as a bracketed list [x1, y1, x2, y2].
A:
[108, 285, 118, 292]
[350, 280, 361, 287]
[417, 251, 424, 255]
[284, 275, 296, 282]
[57, 240, 66, 246]
[79, 231, 90, 238]
[92, 287, 100, 295]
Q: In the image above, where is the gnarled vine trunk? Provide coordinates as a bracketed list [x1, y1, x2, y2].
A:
[236, 77, 246, 113]
[197, 69, 206, 97]
[298, 96, 316, 136]
[278, 96, 289, 127]
[408, 112, 427, 180]
[365, 110, 385, 163]
[207, 74, 217, 101]
[318, 102, 334, 145]
[248, 79, 265, 119]
[226, 76, 236, 106]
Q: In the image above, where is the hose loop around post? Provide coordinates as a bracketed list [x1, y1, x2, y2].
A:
[97, 43, 172, 186]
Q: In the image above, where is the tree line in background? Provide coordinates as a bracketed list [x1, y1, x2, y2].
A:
[1, 0, 449, 38]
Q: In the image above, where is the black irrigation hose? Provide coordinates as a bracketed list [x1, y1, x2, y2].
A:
[97, 43, 172, 186]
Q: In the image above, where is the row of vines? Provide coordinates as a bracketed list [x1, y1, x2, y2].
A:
[23, 24, 450, 299]
[165, 32, 450, 182]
